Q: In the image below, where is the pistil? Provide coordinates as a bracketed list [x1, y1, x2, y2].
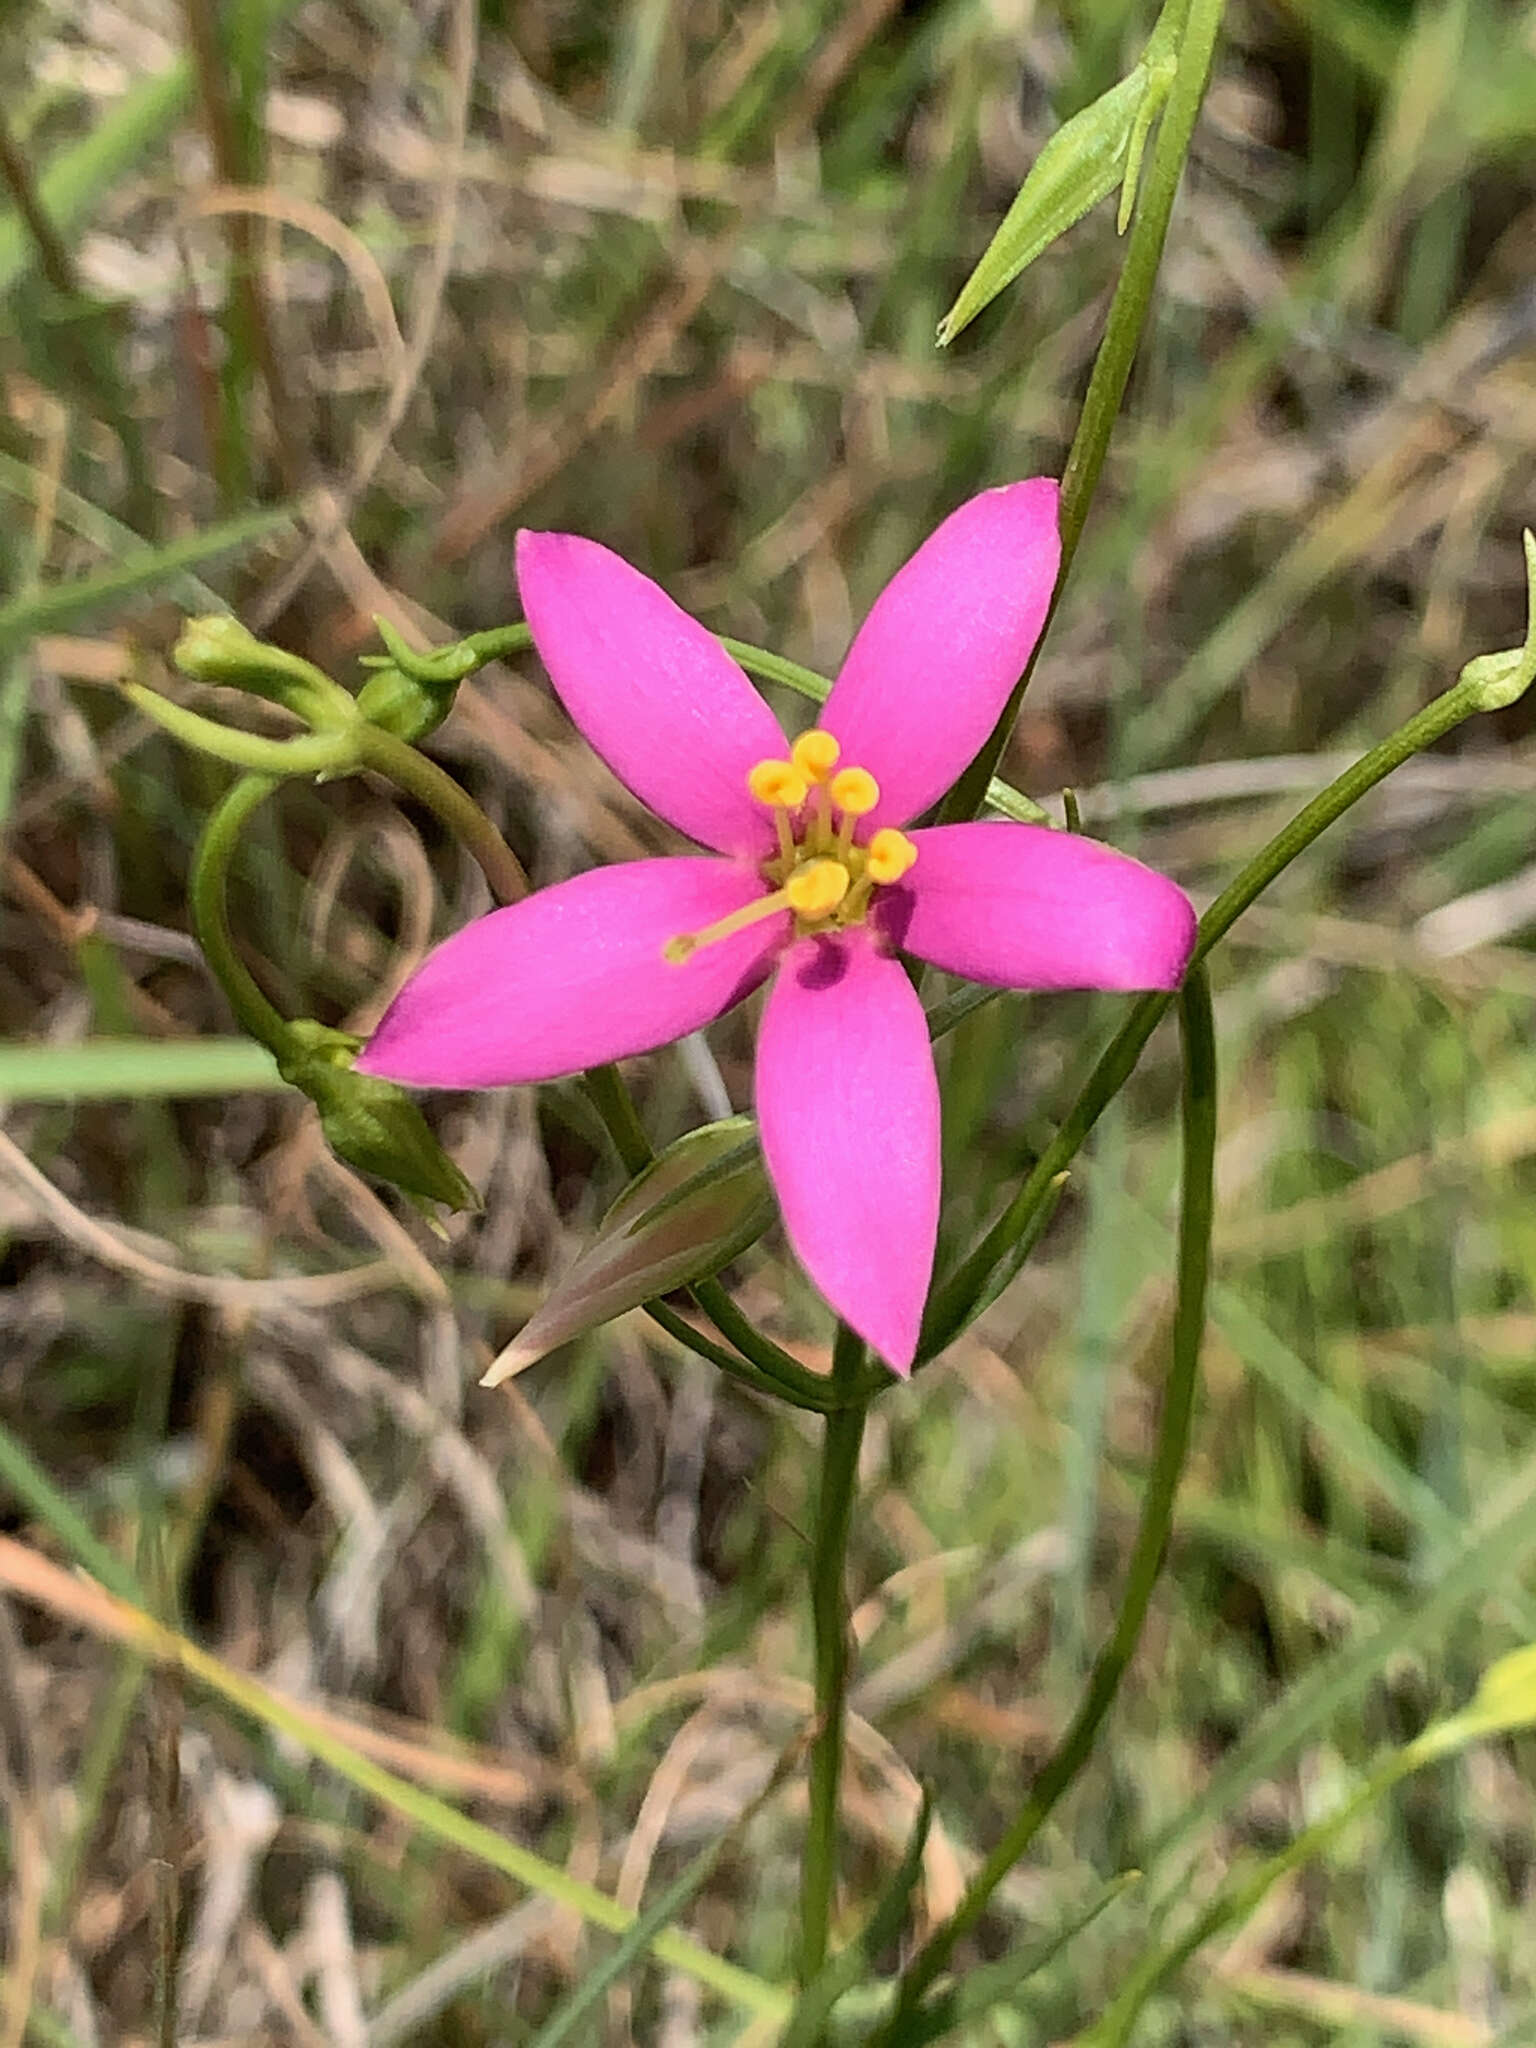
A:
[664, 858, 850, 963]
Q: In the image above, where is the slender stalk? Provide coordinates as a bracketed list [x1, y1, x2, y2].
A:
[883, 964, 1215, 2030]
[180, 0, 302, 496]
[937, 0, 1226, 827]
[0, 110, 81, 296]
[922, 651, 1517, 1355]
[189, 772, 289, 1051]
[799, 1323, 870, 1987]
[356, 722, 529, 906]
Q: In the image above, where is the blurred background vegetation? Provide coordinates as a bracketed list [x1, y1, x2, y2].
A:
[2, 0, 1536, 2041]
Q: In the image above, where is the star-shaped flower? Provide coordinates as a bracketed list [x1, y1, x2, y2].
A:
[357, 480, 1195, 1372]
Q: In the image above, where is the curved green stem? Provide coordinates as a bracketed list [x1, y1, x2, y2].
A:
[924, 652, 1510, 1355]
[189, 773, 290, 1052]
[126, 683, 357, 777]
[937, 0, 1227, 827]
[883, 963, 1215, 2031]
[799, 1323, 870, 1986]
[355, 722, 528, 906]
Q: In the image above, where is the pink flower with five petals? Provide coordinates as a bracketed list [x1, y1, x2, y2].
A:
[357, 480, 1196, 1373]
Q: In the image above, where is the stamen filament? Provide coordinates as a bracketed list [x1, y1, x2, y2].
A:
[810, 782, 832, 854]
[773, 808, 796, 866]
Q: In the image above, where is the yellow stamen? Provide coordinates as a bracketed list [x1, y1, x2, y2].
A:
[830, 765, 880, 856]
[747, 759, 809, 809]
[663, 886, 794, 963]
[791, 728, 841, 783]
[865, 828, 917, 885]
[829, 766, 879, 816]
[785, 858, 850, 918]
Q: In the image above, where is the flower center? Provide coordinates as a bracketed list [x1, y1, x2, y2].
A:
[663, 728, 917, 964]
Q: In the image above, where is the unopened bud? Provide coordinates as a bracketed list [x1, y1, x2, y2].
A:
[174, 615, 353, 726]
[1462, 531, 1536, 713]
[482, 1116, 771, 1384]
[278, 1022, 479, 1213]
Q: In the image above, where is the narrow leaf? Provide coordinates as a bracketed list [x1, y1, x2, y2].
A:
[890, 1871, 1140, 2047]
[0, 504, 296, 653]
[938, 72, 1147, 346]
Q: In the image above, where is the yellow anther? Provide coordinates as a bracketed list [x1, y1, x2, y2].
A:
[791, 728, 841, 783]
[747, 759, 809, 809]
[865, 829, 917, 885]
[785, 859, 851, 919]
[829, 766, 880, 816]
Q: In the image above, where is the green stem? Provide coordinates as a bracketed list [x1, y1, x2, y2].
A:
[937, 0, 1225, 827]
[885, 963, 1215, 2029]
[356, 722, 528, 906]
[799, 1323, 870, 1987]
[923, 657, 1505, 1355]
[189, 773, 290, 1052]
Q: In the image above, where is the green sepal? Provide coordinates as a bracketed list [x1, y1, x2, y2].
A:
[355, 616, 478, 740]
[277, 1020, 480, 1215]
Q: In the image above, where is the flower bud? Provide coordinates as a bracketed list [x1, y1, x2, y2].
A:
[278, 1021, 480, 1214]
[174, 615, 353, 727]
[354, 617, 480, 741]
[1462, 531, 1536, 713]
[482, 1115, 772, 1384]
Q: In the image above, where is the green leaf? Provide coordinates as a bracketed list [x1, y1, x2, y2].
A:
[939, 72, 1146, 347]
[482, 1116, 775, 1383]
[936, 2, 1184, 346]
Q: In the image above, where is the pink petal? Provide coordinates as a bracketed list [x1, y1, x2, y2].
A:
[820, 479, 1061, 828]
[516, 530, 787, 857]
[880, 823, 1196, 991]
[755, 931, 939, 1375]
[357, 860, 785, 1088]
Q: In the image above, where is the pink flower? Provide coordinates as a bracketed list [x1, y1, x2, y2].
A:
[357, 481, 1195, 1374]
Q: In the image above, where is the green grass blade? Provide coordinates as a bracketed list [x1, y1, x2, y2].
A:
[523, 1816, 748, 2048]
[0, 504, 296, 652]
[779, 1792, 932, 2048]
[0, 1037, 288, 1100]
[0, 1422, 140, 1602]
